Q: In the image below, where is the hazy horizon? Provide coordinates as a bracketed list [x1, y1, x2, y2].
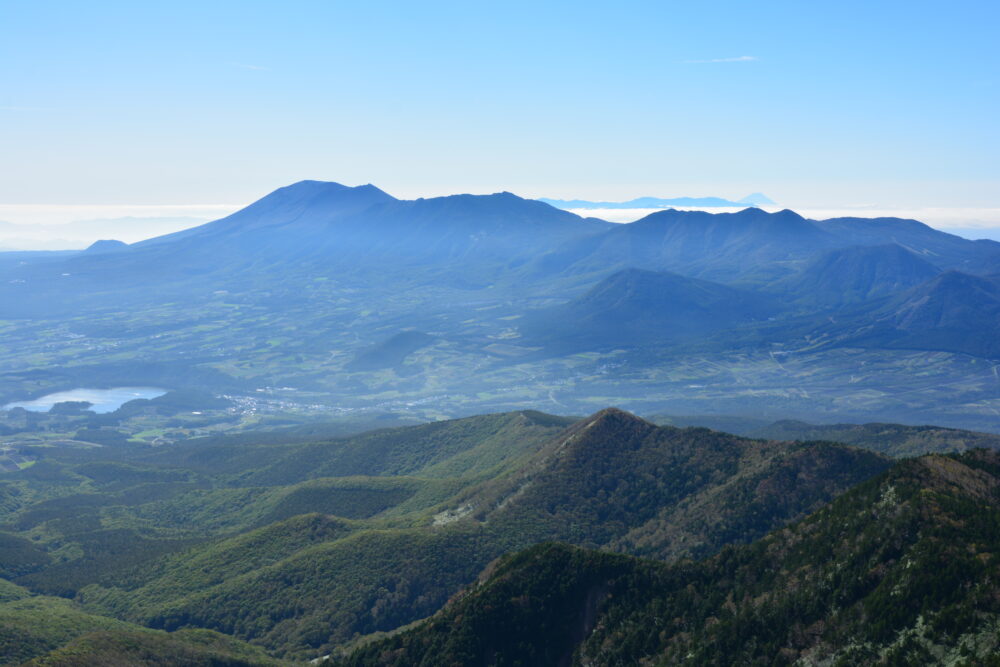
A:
[3, 187, 1000, 250]
[3, 2, 997, 212]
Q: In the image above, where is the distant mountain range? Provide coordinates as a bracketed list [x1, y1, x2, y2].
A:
[2, 179, 1000, 431]
[539, 192, 776, 209]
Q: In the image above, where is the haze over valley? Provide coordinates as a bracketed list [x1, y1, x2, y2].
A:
[3, 180, 999, 439]
[3, 1, 1000, 664]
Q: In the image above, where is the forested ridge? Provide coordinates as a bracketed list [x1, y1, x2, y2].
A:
[342, 449, 1000, 666]
[0, 409, 996, 663]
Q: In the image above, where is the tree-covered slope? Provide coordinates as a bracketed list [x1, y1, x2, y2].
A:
[341, 449, 1000, 666]
[57, 409, 887, 659]
[141, 409, 575, 483]
[460, 408, 891, 559]
[0, 579, 282, 666]
[22, 629, 285, 666]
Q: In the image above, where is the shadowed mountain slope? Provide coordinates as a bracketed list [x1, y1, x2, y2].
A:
[0, 182, 612, 316]
[138, 180, 397, 247]
[341, 449, 1000, 666]
[775, 243, 942, 307]
[457, 408, 891, 559]
[816, 215, 1000, 273]
[346, 331, 436, 371]
[521, 268, 778, 351]
[119, 184, 609, 274]
[532, 207, 840, 283]
[817, 271, 1000, 358]
[529, 207, 999, 287]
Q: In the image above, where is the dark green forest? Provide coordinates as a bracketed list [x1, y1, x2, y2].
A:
[1, 406, 998, 664]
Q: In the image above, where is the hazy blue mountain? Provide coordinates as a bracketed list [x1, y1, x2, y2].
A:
[85, 183, 609, 282]
[295, 191, 610, 270]
[4, 180, 1000, 434]
[0, 181, 612, 315]
[521, 268, 777, 351]
[531, 207, 841, 283]
[815, 271, 1000, 357]
[737, 192, 776, 205]
[538, 194, 774, 209]
[530, 207, 1000, 287]
[815, 215, 1000, 273]
[944, 226, 1000, 242]
[6, 182, 994, 302]
[773, 243, 942, 307]
[134, 180, 398, 250]
[84, 240, 129, 254]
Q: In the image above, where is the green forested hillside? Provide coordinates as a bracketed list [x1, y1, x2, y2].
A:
[462, 409, 891, 559]
[22, 629, 285, 666]
[0, 410, 576, 659]
[67, 410, 889, 657]
[0, 408, 982, 662]
[0, 578, 281, 666]
[341, 449, 1000, 666]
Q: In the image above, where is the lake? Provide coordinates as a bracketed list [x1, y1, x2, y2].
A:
[3, 387, 168, 414]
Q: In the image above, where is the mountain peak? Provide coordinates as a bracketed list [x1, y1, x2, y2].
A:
[571, 407, 656, 443]
[263, 179, 394, 203]
[738, 192, 776, 206]
[135, 180, 398, 247]
[735, 207, 804, 222]
[84, 239, 129, 253]
[636, 206, 806, 226]
[585, 406, 650, 426]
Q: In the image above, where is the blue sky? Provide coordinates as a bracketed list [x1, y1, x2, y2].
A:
[1, 0, 998, 210]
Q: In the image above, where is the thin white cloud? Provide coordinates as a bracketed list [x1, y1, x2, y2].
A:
[683, 55, 757, 64]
